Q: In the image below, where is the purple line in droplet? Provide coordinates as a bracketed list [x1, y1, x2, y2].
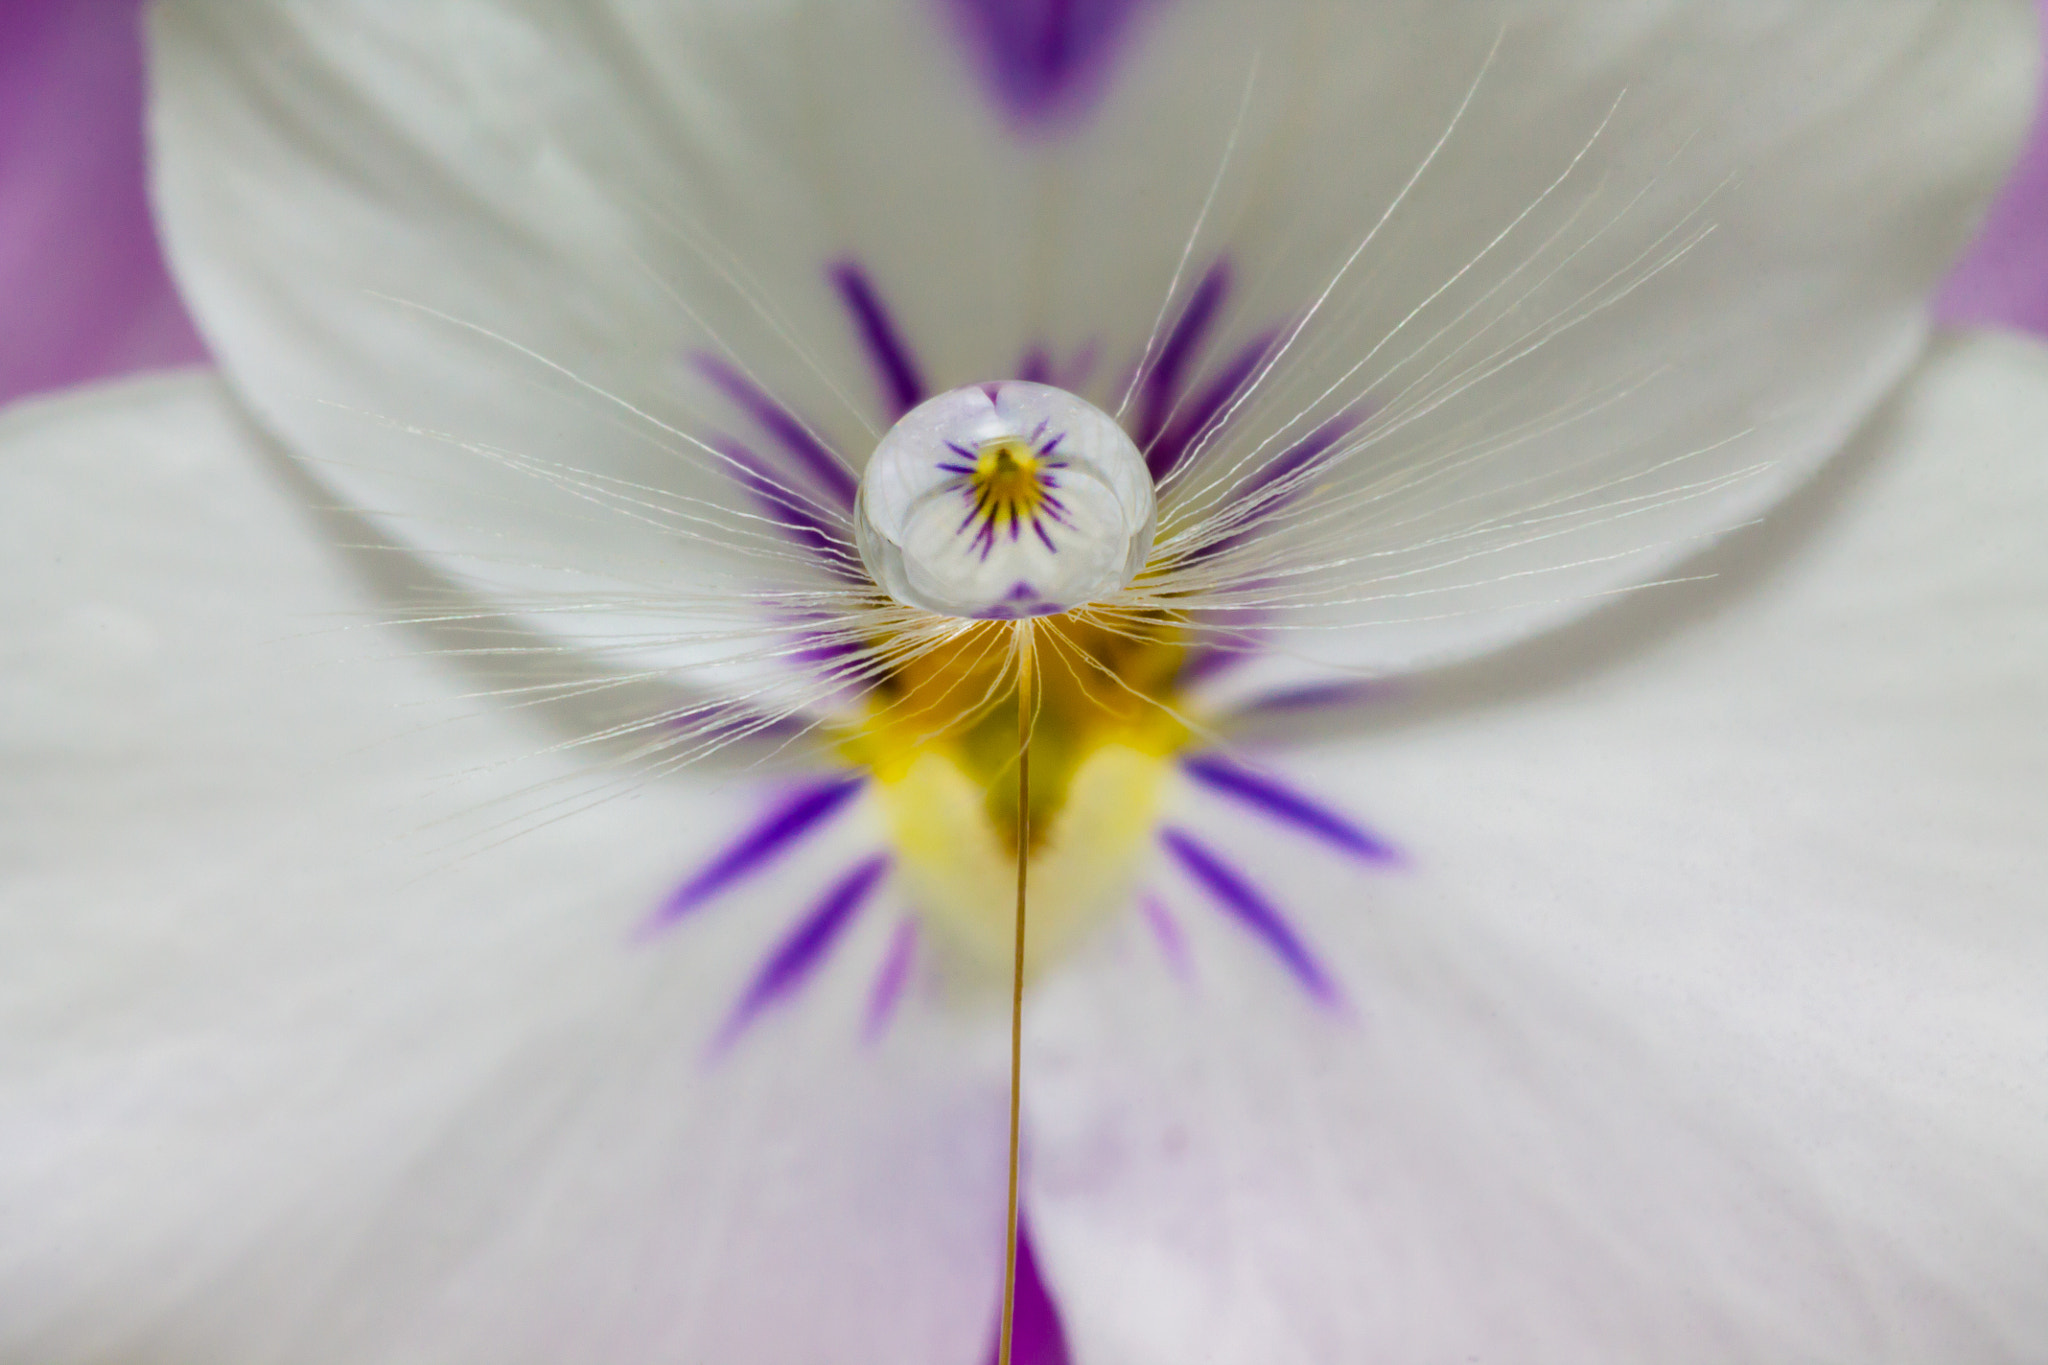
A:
[1136, 262, 1229, 451]
[864, 918, 919, 1042]
[1161, 827, 1339, 1003]
[1140, 892, 1191, 978]
[1145, 330, 1276, 482]
[1182, 754, 1400, 865]
[830, 261, 927, 418]
[641, 775, 866, 937]
[717, 854, 892, 1050]
[696, 355, 858, 509]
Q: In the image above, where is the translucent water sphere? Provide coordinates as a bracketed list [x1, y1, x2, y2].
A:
[855, 382, 1156, 619]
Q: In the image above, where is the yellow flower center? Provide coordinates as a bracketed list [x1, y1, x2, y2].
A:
[966, 436, 1050, 540]
[838, 613, 1190, 975]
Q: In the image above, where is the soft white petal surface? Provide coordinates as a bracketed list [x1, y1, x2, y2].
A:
[1024, 329, 2048, 1362]
[149, 0, 2032, 688]
[0, 376, 1008, 1364]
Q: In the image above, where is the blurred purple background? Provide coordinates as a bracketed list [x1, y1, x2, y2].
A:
[0, 4, 2041, 1364]
[0, 3, 204, 403]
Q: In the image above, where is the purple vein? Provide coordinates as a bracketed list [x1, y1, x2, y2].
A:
[1182, 753, 1399, 864]
[1135, 261, 1228, 451]
[641, 774, 866, 936]
[864, 918, 920, 1041]
[1161, 827, 1339, 1003]
[1188, 416, 1359, 562]
[696, 355, 858, 509]
[717, 854, 893, 1049]
[718, 439, 862, 578]
[1145, 329, 1276, 481]
[830, 261, 927, 418]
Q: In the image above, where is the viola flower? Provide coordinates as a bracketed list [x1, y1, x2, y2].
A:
[5, 1, 2048, 1361]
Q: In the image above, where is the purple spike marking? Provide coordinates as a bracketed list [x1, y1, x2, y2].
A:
[718, 439, 862, 579]
[641, 774, 865, 937]
[1190, 416, 1361, 562]
[1135, 262, 1228, 450]
[663, 699, 809, 744]
[864, 918, 919, 1042]
[716, 854, 892, 1049]
[696, 356, 858, 509]
[1161, 827, 1340, 1003]
[830, 261, 927, 418]
[983, 1217, 1074, 1365]
[1182, 754, 1400, 864]
[1175, 627, 1270, 686]
[1016, 341, 1100, 391]
[1236, 678, 1398, 717]
[1144, 330, 1278, 482]
[949, 0, 1155, 134]
[1140, 892, 1191, 978]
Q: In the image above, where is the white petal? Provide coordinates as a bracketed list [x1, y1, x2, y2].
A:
[148, 1, 2032, 684]
[1023, 329, 2048, 1362]
[0, 376, 1006, 1363]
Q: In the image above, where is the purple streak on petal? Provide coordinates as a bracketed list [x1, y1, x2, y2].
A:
[1936, 0, 2048, 338]
[1189, 416, 1361, 561]
[1161, 827, 1340, 1004]
[947, 0, 1155, 136]
[696, 356, 858, 508]
[664, 699, 810, 743]
[830, 261, 927, 418]
[0, 1, 208, 405]
[717, 855, 892, 1049]
[1145, 329, 1277, 481]
[1066, 342, 1101, 389]
[1182, 753, 1400, 865]
[716, 438, 862, 578]
[640, 775, 866, 937]
[863, 918, 919, 1042]
[1140, 893, 1192, 978]
[984, 1218, 1073, 1365]
[1135, 263, 1229, 451]
[790, 630, 866, 667]
[1241, 417, 1360, 499]
[1176, 633, 1264, 685]
[1017, 345, 1054, 384]
[1234, 678, 1401, 716]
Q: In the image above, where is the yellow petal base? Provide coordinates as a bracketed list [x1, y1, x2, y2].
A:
[841, 614, 1189, 977]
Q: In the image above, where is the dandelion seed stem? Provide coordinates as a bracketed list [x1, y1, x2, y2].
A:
[998, 622, 1034, 1365]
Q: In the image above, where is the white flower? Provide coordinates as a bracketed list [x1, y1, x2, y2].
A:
[3, 1, 2046, 1361]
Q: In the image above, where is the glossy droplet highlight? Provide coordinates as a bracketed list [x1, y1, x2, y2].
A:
[855, 382, 1154, 619]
